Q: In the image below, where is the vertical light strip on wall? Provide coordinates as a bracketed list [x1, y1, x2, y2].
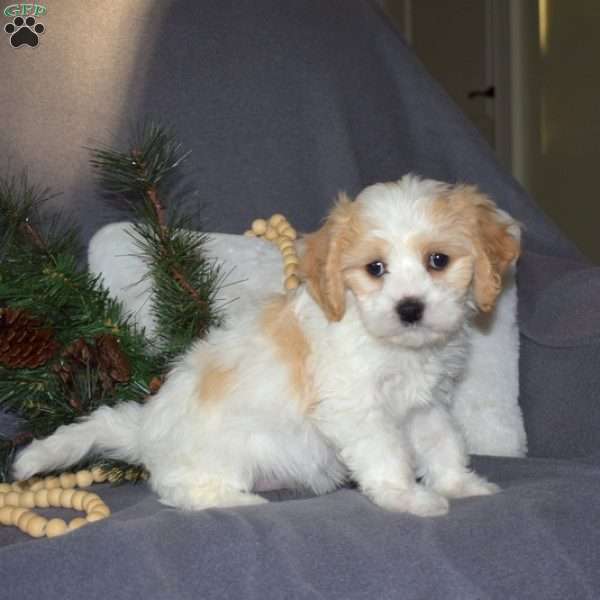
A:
[538, 0, 548, 55]
[538, 0, 550, 154]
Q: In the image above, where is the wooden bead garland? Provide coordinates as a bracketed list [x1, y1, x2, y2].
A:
[245, 214, 300, 290]
[0, 469, 111, 539]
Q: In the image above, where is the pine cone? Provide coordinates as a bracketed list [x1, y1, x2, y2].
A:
[148, 376, 163, 395]
[55, 334, 131, 404]
[0, 307, 59, 369]
[62, 337, 96, 367]
[53, 338, 98, 413]
[96, 334, 131, 384]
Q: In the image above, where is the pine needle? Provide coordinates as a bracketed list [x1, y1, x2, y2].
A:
[89, 122, 224, 359]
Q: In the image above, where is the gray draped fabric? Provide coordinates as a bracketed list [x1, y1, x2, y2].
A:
[2, 1, 599, 597]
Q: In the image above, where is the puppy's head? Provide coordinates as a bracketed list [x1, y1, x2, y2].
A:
[299, 175, 520, 347]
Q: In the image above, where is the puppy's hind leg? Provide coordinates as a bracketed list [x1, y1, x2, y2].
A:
[155, 479, 269, 511]
[147, 452, 268, 511]
[409, 406, 500, 499]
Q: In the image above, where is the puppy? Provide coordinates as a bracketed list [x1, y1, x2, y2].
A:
[14, 175, 520, 517]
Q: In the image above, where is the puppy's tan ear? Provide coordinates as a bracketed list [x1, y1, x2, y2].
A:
[299, 193, 359, 322]
[450, 186, 521, 312]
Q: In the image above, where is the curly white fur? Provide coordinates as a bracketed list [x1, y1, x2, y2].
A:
[14, 175, 520, 516]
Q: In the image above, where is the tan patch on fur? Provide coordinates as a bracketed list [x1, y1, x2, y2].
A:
[426, 186, 521, 311]
[407, 233, 473, 293]
[342, 237, 390, 297]
[443, 256, 476, 292]
[199, 361, 236, 405]
[343, 268, 382, 297]
[298, 193, 366, 321]
[341, 237, 391, 271]
[261, 295, 315, 413]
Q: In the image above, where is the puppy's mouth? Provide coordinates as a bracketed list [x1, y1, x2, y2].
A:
[385, 325, 447, 348]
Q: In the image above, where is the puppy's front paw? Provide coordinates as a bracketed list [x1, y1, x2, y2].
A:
[431, 471, 500, 499]
[371, 484, 449, 517]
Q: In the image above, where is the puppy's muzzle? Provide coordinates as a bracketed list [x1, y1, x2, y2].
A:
[396, 298, 425, 324]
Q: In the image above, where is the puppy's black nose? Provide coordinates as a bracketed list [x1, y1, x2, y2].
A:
[396, 298, 425, 324]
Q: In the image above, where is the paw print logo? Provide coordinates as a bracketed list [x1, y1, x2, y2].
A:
[4, 16, 45, 48]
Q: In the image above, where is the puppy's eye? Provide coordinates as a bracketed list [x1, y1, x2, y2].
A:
[427, 253, 449, 271]
[366, 261, 386, 278]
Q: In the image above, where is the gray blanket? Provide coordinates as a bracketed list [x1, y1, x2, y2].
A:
[2, 457, 600, 599]
[2, 1, 600, 598]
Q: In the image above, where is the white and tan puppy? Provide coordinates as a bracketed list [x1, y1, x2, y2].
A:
[14, 175, 520, 517]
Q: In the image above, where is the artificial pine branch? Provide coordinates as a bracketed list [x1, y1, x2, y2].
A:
[1, 124, 223, 482]
[89, 123, 224, 358]
[0, 171, 160, 480]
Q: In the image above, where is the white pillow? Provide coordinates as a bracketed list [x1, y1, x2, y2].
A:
[89, 222, 527, 457]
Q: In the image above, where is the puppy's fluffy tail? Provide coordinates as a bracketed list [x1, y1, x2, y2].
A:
[12, 402, 143, 481]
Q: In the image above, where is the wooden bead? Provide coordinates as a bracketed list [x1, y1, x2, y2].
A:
[264, 227, 278, 241]
[46, 518, 68, 538]
[11, 482, 24, 492]
[34, 489, 50, 508]
[26, 515, 48, 538]
[280, 226, 296, 240]
[278, 238, 294, 250]
[86, 511, 107, 523]
[47, 488, 63, 507]
[91, 467, 108, 483]
[26, 477, 42, 489]
[285, 275, 300, 290]
[44, 476, 60, 490]
[68, 517, 88, 532]
[251, 219, 267, 235]
[269, 214, 286, 227]
[275, 222, 291, 235]
[71, 490, 88, 511]
[0, 483, 11, 493]
[5, 491, 20, 506]
[243, 230, 256, 237]
[0, 506, 16, 525]
[283, 255, 299, 266]
[284, 264, 298, 277]
[81, 492, 98, 506]
[88, 504, 110, 517]
[0, 495, 4, 508]
[9, 507, 27, 526]
[82, 494, 101, 512]
[85, 500, 105, 514]
[76, 470, 94, 488]
[84, 499, 101, 513]
[16, 510, 36, 531]
[59, 488, 76, 508]
[20, 491, 36, 509]
[29, 480, 45, 492]
[281, 247, 296, 258]
[59, 473, 77, 488]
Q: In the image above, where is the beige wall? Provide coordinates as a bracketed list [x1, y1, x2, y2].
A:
[0, 2, 162, 216]
[380, 1, 494, 149]
[529, 0, 600, 263]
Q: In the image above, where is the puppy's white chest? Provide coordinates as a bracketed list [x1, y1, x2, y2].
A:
[375, 351, 441, 414]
